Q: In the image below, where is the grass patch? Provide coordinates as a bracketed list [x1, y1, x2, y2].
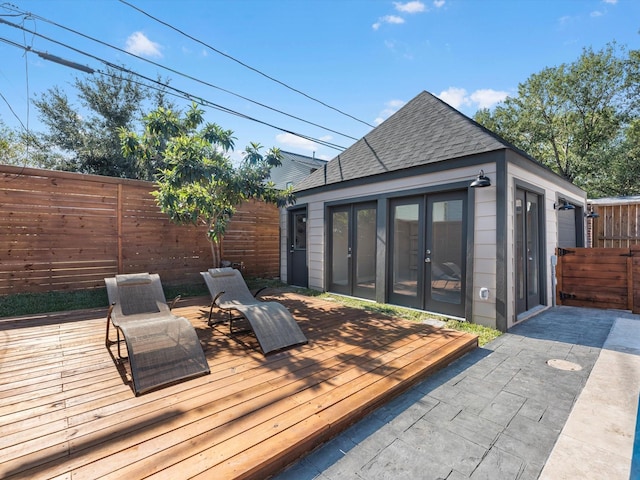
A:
[0, 289, 109, 318]
[310, 292, 502, 346]
[1, 280, 502, 346]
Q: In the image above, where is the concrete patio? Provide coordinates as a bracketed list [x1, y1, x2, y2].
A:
[275, 306, 640, 480]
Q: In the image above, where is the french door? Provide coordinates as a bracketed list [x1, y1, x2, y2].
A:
[389, 192, 466, 317]
[328, 203, 377, 300]
[515, 189, 543, 314]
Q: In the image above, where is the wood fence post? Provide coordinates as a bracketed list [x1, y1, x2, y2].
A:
[632, 246, 640, 314]
[627, 254, 633, 311]
[117, 183, 123, 274]
[555, 247, 563, 306]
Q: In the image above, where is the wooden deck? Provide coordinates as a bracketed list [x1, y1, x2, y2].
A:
[0, 291, 478, 479]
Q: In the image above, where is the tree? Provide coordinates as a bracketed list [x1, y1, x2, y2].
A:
[121, 103, 295, 266]
[474, 43, 638, 196]
[32, 67, 169, 178]
[0, 118, 60, 169]
[600, 118, 640, 196]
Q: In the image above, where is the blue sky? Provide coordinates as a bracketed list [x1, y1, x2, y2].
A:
[0, 0, 638, 162]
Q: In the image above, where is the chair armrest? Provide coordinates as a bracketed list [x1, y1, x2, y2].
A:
[169, 295, 182, 310]
[212, 291, 226, 305]
[253, 287, 267, 298]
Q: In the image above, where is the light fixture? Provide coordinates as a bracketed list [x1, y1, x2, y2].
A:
[585, 209, 599, 218]
[470, 170, 491, 188]
[554, 198, 575, 210]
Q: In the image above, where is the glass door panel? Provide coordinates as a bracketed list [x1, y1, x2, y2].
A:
[426, 194, 465, 317]
[354, 205, 377, 299]
[526, 194, 540, 308]
[516, 192, 526, 313]
[389, 200, 422, 308]
[330, 208, 350, 294]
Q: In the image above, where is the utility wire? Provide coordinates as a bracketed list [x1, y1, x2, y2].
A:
[117, 0, 376, 129]
[0, 29, 348, 150]
[0, 3, 361, 141]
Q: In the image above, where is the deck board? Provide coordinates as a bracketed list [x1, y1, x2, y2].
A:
[0, 291, 477, 479]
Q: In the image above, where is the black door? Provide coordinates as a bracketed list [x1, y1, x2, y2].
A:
[516, 189, 543, 314]
[389, 191, 466, 317]
[288, 208, 308, 287]
[328, 203, 377, 300]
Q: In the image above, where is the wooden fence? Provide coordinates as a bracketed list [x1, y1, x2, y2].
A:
[590, 202, 640, 248]
[555, 246, 640, 313]
[0, 165, 280, 295]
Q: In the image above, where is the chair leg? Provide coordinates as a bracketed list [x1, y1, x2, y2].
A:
[116, 328, 128, 360]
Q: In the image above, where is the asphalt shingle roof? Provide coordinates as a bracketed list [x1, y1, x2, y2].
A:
[295, 90, 512, 192]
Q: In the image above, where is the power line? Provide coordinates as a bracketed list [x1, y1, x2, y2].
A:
[0, 4, 362, 142]
[0, 29, 348, 150]
[96, 66, 348, 150]
[117, 0, 376, 129]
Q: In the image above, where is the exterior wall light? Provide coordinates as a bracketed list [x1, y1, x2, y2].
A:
[470, 170, 491, 188]
[554, 198, 575, 210]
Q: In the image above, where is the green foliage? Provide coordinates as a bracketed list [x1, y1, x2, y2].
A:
[0, 289, 108, 318]
[304, 292, 502, 346]
[474, 43, 640, 197]
[31, 67, 170, 178]
[0, 284, 210, 318]
[121, 103, 295, 265]
[0, 119, 58, 168]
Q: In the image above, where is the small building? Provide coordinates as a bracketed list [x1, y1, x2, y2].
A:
[280, 91, 587, 331]
[268, 150, 328, 190]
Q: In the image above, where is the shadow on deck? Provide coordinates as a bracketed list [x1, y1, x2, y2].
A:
[0, 291, 477, 479]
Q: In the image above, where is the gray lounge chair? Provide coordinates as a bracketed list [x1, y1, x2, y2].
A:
[201, 268, 308, 354]
[105, 273, 210, 395]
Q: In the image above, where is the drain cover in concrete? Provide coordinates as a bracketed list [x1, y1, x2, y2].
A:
[547, 359, 582, 371]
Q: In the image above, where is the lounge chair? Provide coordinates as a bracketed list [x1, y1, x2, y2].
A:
[105, 273, 210, 395]
[201, 268, 308, 354]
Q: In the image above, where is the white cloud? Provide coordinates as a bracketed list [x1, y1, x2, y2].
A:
[590, 10, 603, 17]
[394, 1, 426, 14]
[469, 89, 509, 109]
[438, 87, 508, 110]
[125, 32, 162, 58]
[375, 99, 406, 125]
[433, 0, 445, 7]
[603, 0, 617, 4]
[275, 133, 323, 152]
[373, 15, 405, 30]
[438, 87, 470, 109]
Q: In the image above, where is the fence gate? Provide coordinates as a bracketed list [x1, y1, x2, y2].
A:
[555, 247, 640, 313]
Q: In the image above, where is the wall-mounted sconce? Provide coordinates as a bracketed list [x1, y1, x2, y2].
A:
[554, 198, 575, 210]
[470, 170, 491, 188]
[584, 209, 599, 218]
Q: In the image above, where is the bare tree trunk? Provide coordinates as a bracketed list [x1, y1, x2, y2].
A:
[210, 240, 221, 268]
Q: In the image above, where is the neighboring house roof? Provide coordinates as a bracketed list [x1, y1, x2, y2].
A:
[268, 150, 328, 190]
[295, 90, 534, 192]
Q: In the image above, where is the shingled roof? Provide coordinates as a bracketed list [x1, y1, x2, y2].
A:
[295, 90, 513, 192]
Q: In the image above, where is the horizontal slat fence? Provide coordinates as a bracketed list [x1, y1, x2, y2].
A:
[1, 165, 280, 295]
[555, 246, 640, 313]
